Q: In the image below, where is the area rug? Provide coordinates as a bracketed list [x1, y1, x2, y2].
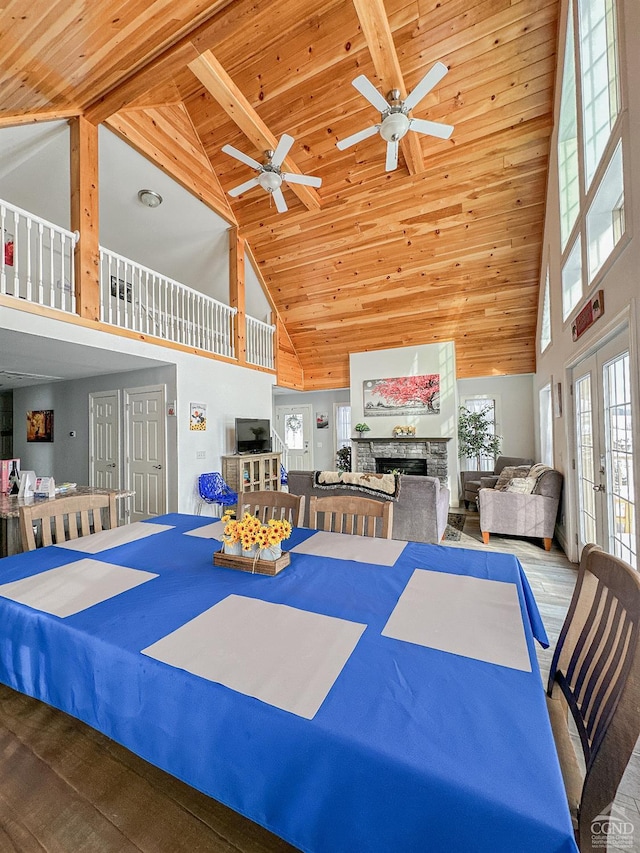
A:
[443, 513, 466, 541]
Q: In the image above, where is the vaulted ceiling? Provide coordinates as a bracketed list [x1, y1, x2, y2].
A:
[0, 0, 559, 389]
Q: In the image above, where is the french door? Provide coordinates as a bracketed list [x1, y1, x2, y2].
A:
[573, 331, 636, 567]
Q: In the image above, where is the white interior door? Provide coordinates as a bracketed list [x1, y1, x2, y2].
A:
[89, 391, 120, 490]
[573, 331, 636, 567]
[125, 385, 166, 522]
[275, 405, 313, 470]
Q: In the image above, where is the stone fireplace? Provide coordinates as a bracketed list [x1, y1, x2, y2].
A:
[353, 437, 450, 482]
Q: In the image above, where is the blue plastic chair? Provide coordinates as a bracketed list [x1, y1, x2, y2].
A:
[196, 472, 238, 516]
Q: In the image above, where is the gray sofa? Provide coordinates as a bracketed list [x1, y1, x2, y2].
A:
[478, 464, 563, 551]
[287, 470, 450, 544]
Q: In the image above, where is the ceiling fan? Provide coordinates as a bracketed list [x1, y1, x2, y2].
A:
[336, 61, 454, 171]
[222, 133, 322, 213]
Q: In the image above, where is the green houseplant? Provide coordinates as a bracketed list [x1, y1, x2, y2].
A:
[336, 445, 352, 472]
[458, 405, 502, 471]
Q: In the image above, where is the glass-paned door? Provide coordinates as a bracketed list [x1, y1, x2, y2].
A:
[573, 331, 636, 566]
[603, 353, 635, 565]
[275, 405, 313, 470]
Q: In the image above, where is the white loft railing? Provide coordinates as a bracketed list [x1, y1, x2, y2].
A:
[99, 247, 236, 359]
[0, 198, 77, 313]
[246, 315, 275, 370]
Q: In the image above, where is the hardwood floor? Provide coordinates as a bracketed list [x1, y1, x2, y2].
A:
[0, 516, 638, 851]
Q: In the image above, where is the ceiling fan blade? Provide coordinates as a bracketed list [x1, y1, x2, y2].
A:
[352, 75, 391, 113]
[336, 124, 380, 151]
[409, 117, 454, 139]
[385, 140, 399, 172]
[270, 133, 295, 168]
[227, 177, 260, 197]
[403, 61, 449, 112]
[282, 172, 322, 188]
[272, 187, 288, 214]
[221, 144, 262, 171]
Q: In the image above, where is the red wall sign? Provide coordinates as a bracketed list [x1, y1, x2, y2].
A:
[572, 290, 604, 342]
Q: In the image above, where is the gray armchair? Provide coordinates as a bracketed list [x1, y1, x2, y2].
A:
[478, 466, 563, 551]
[461, 456, 534, 509]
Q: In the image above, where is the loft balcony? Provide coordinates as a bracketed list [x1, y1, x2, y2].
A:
[0, 197, 275, 371]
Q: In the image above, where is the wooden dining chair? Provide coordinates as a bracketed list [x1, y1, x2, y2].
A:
[546, 543, 640, 852]
[19, 493, 118, 551]
[241, 491, 305, 526]
[308, 494, 393, 539]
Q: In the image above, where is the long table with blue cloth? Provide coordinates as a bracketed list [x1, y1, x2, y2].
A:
[0, 512, 577, 853]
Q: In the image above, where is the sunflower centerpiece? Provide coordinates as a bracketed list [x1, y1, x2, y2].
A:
[221, 511, 292, 567]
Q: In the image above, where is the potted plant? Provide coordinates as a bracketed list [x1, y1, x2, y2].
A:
[457, 405, 502, 471]
[336, 445, 351, 472]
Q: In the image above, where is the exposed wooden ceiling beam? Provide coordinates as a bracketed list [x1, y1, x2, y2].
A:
[188, 50, 321, 212]
[351, 0, 425, 175]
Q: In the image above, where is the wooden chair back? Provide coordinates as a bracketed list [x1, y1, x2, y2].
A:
[19, 493, 118, 551]
[241, 491, 305, 527]
[308, 495, 393, 539]
[546, 543, 640, 851]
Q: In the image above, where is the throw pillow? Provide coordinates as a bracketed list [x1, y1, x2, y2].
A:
[505, 477, 538, 494]
[494, 465, 532, 491]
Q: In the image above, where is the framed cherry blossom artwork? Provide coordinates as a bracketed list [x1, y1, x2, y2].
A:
[363, 375, 440, 416]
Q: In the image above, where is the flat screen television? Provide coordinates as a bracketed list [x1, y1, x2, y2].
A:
[235, 417, 272, 454]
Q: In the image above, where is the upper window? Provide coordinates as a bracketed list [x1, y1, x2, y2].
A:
[540, 265, 552, 352]
[558, 3, 580, 250]
[578, 0, 620, 187]
[557, 0, 625, 319]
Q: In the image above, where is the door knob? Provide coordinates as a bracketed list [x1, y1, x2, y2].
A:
[108, 462, 116, 467]
[592, 483, 606, 492]
[153, 464, 163, 469]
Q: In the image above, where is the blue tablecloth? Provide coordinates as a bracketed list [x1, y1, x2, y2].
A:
[0, 514, 577, 853]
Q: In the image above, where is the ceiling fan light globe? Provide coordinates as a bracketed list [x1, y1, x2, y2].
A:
[380, 112, 410, 142]
[258, 171, 282, 192]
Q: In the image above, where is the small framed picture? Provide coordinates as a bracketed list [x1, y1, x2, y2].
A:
[27, 410, 54, 442]
[190, 403, 207, 431]
[316, 412, 329, 429]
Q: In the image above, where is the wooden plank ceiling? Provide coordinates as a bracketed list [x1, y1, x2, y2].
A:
[0, 0, 559, 389]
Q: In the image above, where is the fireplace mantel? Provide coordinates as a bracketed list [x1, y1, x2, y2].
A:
[352, 436, 452, 442]
[353, 436, 451, 481]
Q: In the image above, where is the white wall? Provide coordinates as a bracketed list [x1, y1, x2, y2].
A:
[534, 0, 640, 561]
[245, 251, 272, 322]
[0, 120, 70, 226]
[349, 343, 458, 497]
[457, 374, 535, 461]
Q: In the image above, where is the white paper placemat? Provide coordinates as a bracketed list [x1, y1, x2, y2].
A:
[183, 520, 225, 540]
[0, 559, 158, 617]
[292, 531, 406, 566]
[54, 522, 174, 553]
[382, 569, 531, 671]
[142, 594, 366, 719]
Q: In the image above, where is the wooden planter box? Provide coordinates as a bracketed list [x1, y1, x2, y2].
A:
[213, 549, 291, 576]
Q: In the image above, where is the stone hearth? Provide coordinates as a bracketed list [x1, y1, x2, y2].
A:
[353, 437, 450, 482]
